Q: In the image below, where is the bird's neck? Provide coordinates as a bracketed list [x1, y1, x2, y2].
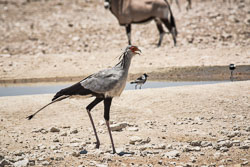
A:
[115, 52, 133, 71]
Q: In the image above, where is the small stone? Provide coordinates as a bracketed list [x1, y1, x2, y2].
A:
[60, 132, 67, 136]
[13, 159, 29, 167]
[70, 129, 78, 134]
[110, 122, 128, 131]
[239, 145, 249, 149]
[232, 140, 241, 146]
[220, 147, 229, 152]
[129, 136, 142, 145]
[50, 127, 60, 133]
[201, 141, 212, 147]
[127, 127, 139, 131]
[70, 138, 81, 143]
[0, 159, 12, 166]
[162, 150, 180, 158]
[190, 140, 201, 146]
[72, 152, 80, 157]
[53, 138, 59, 142]
[242, 161, 248, 165]
[41, 161, 50, 166]
[153, 144, 166, 150]
[140, 137, 151, 144]
[246, 126, 250, 132]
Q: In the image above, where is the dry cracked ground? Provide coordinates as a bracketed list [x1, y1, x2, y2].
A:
[0, 0, 250, 167]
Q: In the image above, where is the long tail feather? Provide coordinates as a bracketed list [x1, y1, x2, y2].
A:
[26, 95, 70, 120]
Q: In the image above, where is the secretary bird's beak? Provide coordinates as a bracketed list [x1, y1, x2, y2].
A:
[135, 48, 141, 55]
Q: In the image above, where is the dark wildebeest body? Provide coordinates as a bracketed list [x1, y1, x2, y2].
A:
[104, 0, 178, 47]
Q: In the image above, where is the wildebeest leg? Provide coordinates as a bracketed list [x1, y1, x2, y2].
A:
[155, 19, 165, 47]
[161, 18, 177, 46]
[125, 24, 131, 45]
[86, 97, 104, 149]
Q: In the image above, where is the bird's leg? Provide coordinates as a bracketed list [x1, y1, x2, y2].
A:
[140, 85, 142, 89]
[125, 24, 131, 45]
[104, 98, 116, 154]
[135, 85, 137, 89]
[86, 98, 103, 149]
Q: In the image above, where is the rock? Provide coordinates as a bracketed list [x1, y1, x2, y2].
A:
[140, 137, 151, 144]
[72, 152, 80, 157]
[153, 144, 166, 150]
[0, 155, 3, 161]
[218, 140, 233, 148]
[246, 126, 250, 132]
[162, 150, 180, 158]
[60, 132, 67, 136]
[53, 138, 59, 142]
[41, 161, 50, 166]
[110, 122, 128, 131]
[201, 141, 212, 147]
[232, 140, 241, 146]
[220, 147, 229, 152]
[227, 131, 241, 138]
[184, 146, 201, 152]
[70, 138, 81, 143]
[50, 127, 60, 133]
[190, 140, 201, 146]
[50, 145, 60, 150]
[239, 145, 249, 149]
[127, 127, 139, 131]
[242, 161, 248, 165]
[70, 129, 78, 134]
[129, 136, 142, 145]
[0, 159, 12, 166]
[13, 159, 29, 167]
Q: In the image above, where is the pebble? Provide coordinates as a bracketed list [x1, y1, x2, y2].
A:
[183, 146, 201, 152]
[0, 159, 12, 166]
[127, 127, 139, 131]
[50, 127, 60, 133]
[162, 150, 180, 158]
[110, 122, 128, 131]
[13, 159, 29, 167]
[201, 141, 212, 147]
[41, 160, 50, 166]
[190, 140, 201, 146]
[129, 136, 142, 144]
[70, 129, 78, 134]
[60, 132, 67, 136]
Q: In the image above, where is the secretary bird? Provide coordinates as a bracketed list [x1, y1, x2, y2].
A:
[26, 45, 141, 154]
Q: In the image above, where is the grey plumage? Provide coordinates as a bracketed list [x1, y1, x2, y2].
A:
[27, 45, 141, 154]
[130, 73, 148, 89]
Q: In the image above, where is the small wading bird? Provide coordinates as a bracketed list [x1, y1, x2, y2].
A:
[130, 73, 148, 89]
[26, 45, 141, 154]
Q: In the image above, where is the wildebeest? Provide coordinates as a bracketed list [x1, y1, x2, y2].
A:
[169, 0, 192, 11]
[104, 0, 178, 47]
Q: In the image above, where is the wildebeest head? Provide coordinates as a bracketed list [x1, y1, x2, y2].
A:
[104, 0, 110, 9]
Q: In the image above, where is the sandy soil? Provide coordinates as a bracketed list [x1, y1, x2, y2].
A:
[0, 0, 250, 166]
[0, 0, 249, 82]
[1, 81, 250, 166]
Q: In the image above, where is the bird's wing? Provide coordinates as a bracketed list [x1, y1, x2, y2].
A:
[133, 75, 145, 83]
[81, 68, 122, 94]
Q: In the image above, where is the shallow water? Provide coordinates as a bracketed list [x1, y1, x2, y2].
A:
[0, 81, 229, 97]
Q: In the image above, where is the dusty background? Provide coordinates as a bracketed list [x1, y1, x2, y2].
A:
[0, 0, 249, 82]
[0, 0, 250, 166]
